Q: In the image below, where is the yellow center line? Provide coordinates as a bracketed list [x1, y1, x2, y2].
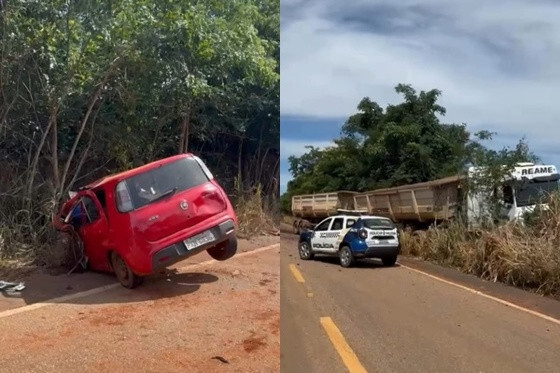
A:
[320, 317, 368, 373]
[289, 263, 305, 283]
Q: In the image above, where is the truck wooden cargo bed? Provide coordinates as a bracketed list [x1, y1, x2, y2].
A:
[291, 191, 359, 219]
[353, 175, 465, 224]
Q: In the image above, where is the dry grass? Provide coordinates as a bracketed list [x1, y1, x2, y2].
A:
[234, 184, 279, 239]
[401, 192, 560, 298]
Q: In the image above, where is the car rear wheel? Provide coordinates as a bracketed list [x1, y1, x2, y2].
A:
[111, 251, 143, 289]
[339, 246, 354, 268]
[298, 241, 314, 260]
[382, 255, 397, 267]
[207, 238, 237, 261]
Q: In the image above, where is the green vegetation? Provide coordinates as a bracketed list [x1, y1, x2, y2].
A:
[281, 84, 537, 215]
[0, 0, 279, 265]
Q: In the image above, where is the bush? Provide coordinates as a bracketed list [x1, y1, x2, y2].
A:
[234, 182, 279, 239]
[401, 192, 560, 298]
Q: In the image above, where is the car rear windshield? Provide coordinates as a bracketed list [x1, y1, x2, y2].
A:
[362, 218, 395, 229]
[117, 157, 209, 211]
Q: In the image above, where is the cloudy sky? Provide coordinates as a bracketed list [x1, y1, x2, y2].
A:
[280, 0, 560, 194]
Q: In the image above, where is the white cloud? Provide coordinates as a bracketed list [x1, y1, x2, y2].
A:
[280, 139, 336, 193]
[280, 139, 336, 160]
[280, 0, 560, 141]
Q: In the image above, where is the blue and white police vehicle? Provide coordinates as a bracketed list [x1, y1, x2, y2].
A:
[297, 214, 400, 268]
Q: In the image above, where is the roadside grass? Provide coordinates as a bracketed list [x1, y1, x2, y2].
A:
[400, 193, 560, 299]
[234, 184, 279, 239]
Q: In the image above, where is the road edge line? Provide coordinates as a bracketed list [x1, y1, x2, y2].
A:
[289, 264, 305, 283]
[320, 316, 368, 373]
[400, 263, 560, 327]
[0, 243, 279, 320]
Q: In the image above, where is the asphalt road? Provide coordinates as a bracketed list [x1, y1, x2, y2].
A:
[280, 232, 560, 373]
[0, 242, 280, 373]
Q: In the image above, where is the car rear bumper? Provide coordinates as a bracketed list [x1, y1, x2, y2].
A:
[354, 244, 400, 259]
[150, 219, 236, 271]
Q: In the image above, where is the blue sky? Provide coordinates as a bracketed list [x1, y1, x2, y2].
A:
[280, 0, 560, 194]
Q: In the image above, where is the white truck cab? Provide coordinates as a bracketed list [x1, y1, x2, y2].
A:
[467, 163, 560, 227]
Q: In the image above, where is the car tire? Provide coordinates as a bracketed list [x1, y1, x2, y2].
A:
[111, 251, 143, 289]
[298, 241, 314, 260]
[382, 255, 397, 267]
[339, 246, 354, 268]
[207, 238, 237, 261]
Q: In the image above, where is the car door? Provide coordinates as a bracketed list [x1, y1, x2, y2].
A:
[329, 217, 345, 252]
[334, 217, 355, 249]
[66, 192, 110, 271]
[310, 218, 332, 252]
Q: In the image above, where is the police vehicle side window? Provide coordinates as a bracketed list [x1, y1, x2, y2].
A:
[346, 219, 356, 228]
[315, 219, 331, 231]
[331, 218, 343, 230]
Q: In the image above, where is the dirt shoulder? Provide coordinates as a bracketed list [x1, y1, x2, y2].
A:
[0, 235, 278, 313]
[0, 237, 279, 373]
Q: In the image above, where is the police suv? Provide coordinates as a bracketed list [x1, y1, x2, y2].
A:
[297, 214, 400, 268]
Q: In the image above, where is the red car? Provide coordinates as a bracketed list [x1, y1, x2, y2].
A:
[53, 154, 238, 288]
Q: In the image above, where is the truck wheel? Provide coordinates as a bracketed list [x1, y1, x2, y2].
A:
[207, 238, 237, 261]
[339, 246, 354, 268]
[298, 241, 314, 260]
[111, 251, 143, 289]
[382, 255, 397, 267]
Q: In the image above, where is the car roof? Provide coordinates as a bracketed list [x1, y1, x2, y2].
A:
[83, 153, 192, 190]
[326, 214, 391, 220]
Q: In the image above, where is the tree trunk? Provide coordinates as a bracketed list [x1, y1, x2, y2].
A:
[51, 112, 60, 190]
[178, 107, 191, 154]
[65, 103, 102, 194]
[59, 57, 119, 196]
[26, 107, 58, 204]
[238, 136, 243, 188]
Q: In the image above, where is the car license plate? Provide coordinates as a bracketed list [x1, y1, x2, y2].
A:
[184, 230, 216, 251]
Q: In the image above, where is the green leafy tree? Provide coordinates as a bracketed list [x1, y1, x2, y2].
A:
[283, 84, 538, 220]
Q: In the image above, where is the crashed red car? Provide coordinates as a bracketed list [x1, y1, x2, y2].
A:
[53, 153, 238, 288]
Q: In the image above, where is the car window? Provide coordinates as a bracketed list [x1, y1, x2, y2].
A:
[362, 218, 395, 229]
[315, 219, 332, 231]
[95, 189, 106, 209]
[82, 196, 100, 223]
[118, 157, 209, 211]
[331, 218, 343, 230]
[346, 219, 356, 228]
[67, 197, 100, 228]
[67, 201, 86, 228]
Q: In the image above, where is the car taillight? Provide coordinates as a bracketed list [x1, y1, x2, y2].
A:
[116, 181, 134, 212]
[359, 229, 368, 239]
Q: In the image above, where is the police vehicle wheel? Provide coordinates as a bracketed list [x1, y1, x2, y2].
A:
[382, 255, 397, 267]
[339, 246, 354, 268]
[298, 241, 314, 260]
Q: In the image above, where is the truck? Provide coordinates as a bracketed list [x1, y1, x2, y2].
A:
[290, 163, 559, 232]
[291, 191, 363, 234]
